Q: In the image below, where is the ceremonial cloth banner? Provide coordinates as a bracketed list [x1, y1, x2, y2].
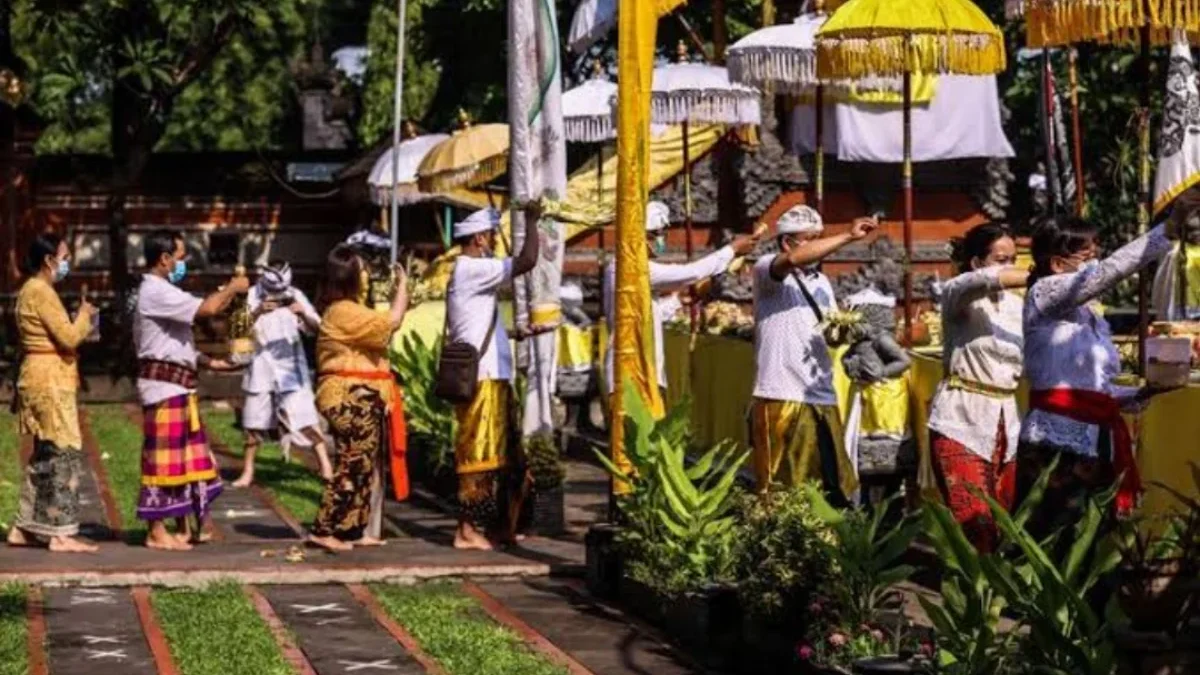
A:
[508, 0, 568, 435]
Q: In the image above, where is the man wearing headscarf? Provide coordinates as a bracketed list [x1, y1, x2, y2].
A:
[601, 201, 757, 397]
[445, 204, 541, 550]
[233, 261, 331, 488]
[749, 205, 878, 499]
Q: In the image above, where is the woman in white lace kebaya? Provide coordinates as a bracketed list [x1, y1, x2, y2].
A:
[1017, 209, 1186, 538]
[927, 224, 1029, 552]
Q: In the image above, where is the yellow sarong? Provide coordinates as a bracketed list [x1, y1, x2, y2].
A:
[454, 380, 510, 476]
[749, 398, 859, 499]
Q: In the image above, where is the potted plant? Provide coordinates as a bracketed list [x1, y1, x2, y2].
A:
[524, 432, 566, 536]
[584, 522, 623, 599]
[391, 333, 458, 500]
[1116, 467, 1200, 633]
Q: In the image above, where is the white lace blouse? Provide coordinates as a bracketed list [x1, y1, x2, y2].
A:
[927, 267, 1023, 462]
[1019, 225, 1173, 457]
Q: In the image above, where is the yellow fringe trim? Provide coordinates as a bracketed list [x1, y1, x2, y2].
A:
[816, 33, 1006, 80]
[1022, 0, 1200, 48]
[1154, 170, 1200, 216]
[417, 152, 509, 194]
[141, 469, 219, 488]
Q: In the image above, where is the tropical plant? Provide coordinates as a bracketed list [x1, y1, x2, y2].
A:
[392, 333, 456, 471]
[731, 484, 840, 628]
[595, 382, 747, 597]
[524, 432, 565, 492]
[807, 487, 921, 632]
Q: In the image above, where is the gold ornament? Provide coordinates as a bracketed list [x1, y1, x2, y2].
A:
[226, 266, 255, 365]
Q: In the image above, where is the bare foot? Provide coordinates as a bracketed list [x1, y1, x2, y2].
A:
[453, 527, 494, 551]
[318, 459, 333, 482]
[146, 533, 193, 552]
[307, 535, 353, 552]
[231, 473, 254, 488]
[48, 536, 99, 553]
[193, 529, 215, 544]
[352, 536, 386, 547]
[6, 527, 33, 548]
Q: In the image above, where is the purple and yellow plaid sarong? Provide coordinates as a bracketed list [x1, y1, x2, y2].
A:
[136, 394, 222, 522]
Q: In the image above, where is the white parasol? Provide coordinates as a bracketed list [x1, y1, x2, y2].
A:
[367, 133, 450, 205]
[651, 53, 761, 127]
[568, 0, 617, 55]
[563, 72, 618, 143]
[727, 13, 826, 94]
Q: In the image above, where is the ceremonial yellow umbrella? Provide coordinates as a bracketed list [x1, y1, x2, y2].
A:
[416, 110, 510, 194]
[816, 0, 1006, 341]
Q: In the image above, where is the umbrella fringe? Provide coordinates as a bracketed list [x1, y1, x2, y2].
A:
[816, 33, 1005, 79]
[727, 48, 819, 94]
[1020, 0, 1200, 47]
[565, 115, 617, 143]
[649, 91, 762, 126]
[417, 153, 509, 193]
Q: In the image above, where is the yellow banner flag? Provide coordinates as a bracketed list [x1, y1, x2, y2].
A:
[611, 0, 669, 492]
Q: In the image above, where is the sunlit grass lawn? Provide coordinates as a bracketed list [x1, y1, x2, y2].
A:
[203, 408, 324, 527]
[0, 584, 27, 675]
[152, 582, 291, 675]
[85, 405, 146, 540]
[370, 582, 566, 675]
[0, 416, 21, 533]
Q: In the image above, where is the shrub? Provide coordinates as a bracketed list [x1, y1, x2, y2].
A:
[392, 333, 456, 472]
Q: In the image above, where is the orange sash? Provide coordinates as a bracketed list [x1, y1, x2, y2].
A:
[322, 369, 409, 501]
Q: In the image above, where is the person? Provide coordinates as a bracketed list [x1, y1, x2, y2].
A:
[601, 200, 758, 397]
[447, 206, 540, 551]
[749, 205, 877, 499]
[1017, 203, 1188, 538]
[309, 246, 408, 552]
[7, 233, 97, 553]
[134, 230, 246, 551]
[927, 223, 1029, 552]
[233, 262, 331, 488]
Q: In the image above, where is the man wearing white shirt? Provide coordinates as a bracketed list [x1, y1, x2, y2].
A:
[749, 205, 877, 500]
[601, 200, 757, 396]
[232, 262, 331, 488]
[446, 205, 540, 551]
[134, 230, 248, 551]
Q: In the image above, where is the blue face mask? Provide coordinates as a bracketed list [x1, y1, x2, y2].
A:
[54, 259, 70, 282]
[168, 259, 187, 285]
[652, 235, 667, 255]
[1075, 259, 1099, 275]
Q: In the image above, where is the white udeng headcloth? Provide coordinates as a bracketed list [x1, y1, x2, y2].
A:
[776, 204, 824, 235]
[454, 208, 501, 239]
[645, 201, 670, 233]
[258, 263, 292, 294]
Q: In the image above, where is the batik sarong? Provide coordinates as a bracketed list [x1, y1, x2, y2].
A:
[137, 394, 222, 521]
[15, 440, 84, 537]
[311, 385, 386, 541]
[454, 380, 529, 534]
[931, 419, 1016, 554]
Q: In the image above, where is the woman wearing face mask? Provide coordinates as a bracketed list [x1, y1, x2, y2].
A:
[7, 233, 97, 553]
[1017, 200, 1190, 538]
[927, 223, 1029, 552]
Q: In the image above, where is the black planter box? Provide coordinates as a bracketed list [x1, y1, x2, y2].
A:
[408, 442, 458, 503]
[528, 484, 566, 536]
[663, 584, 742, 670]
[618, 575, 666, 626]
[585, 523, 623, 599]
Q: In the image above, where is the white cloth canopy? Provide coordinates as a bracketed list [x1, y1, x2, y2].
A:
[563, 77, 618, 143]
[568, 0, 617, 55]
[367, 133, 450, 205]
[651, 62, 761, 126]
[788, 75, 1014, 162]
[728, 13, 824, 94]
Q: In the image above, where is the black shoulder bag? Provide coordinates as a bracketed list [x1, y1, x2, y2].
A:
[434, 270, 500, 404]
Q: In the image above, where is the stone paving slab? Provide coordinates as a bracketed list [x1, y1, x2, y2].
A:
[42, 587, 157, 675]
[476, 578, 701, 675]
[261, 584, 424, 675]
[210, 481, 300, 543]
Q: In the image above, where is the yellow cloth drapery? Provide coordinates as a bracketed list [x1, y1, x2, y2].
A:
[454, 380, 510, 476]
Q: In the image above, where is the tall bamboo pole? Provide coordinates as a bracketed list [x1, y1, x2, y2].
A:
[1068, 49, 1086, 217]
[388, 0, 409, 265]
[902, 44, 914, 344]
[1137, 25, 1152, 375]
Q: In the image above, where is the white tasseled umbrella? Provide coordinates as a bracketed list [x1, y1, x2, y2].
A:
[650, 56, 761, 127]
[563, 75, 618, 143]
[367, 133, 450, 205]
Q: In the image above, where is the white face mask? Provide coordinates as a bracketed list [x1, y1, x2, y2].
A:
[1073, 259, 1099, 274]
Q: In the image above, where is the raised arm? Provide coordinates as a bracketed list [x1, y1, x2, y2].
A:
[769, 217, 878, 280]
[512, 202, 543, 278]
[1033, 225, 1173, 318]
[387, 265, 409, 331]
[196, 274, 250, 319]
[649, 246, 737, 292]
[941, 266, 1030, 315]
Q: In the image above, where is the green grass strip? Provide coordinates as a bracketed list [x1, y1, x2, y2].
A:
[151, 582, 292, 675]
[0, 416, 22, 533]
[0, 584, 28, 675]
[85, 405, 145, 538]
[370, 582, 567, 675]
[203, 408, 323, 526]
